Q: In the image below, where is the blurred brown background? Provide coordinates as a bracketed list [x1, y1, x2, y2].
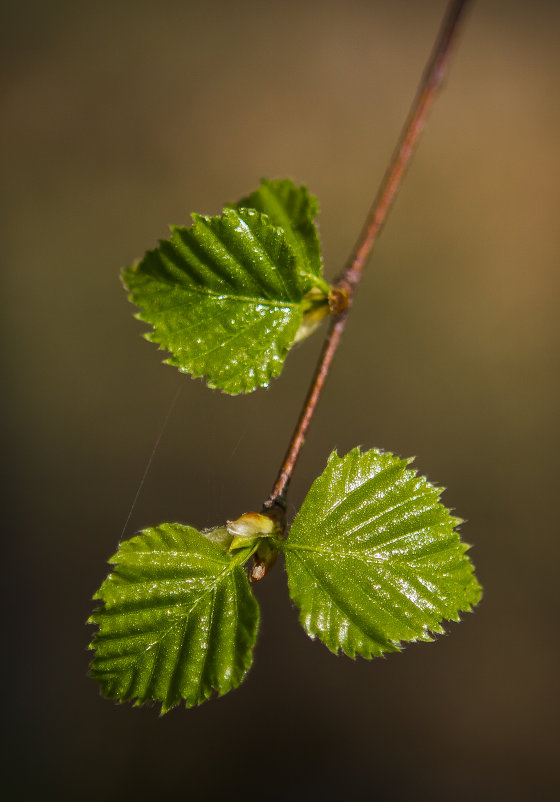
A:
[2, 0, 559, 799]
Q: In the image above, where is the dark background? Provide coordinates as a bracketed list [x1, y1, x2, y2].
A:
[3, 0, 559, 799]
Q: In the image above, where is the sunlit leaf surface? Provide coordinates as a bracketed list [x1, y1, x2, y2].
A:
[89, 523, 259, 712]
[283, 448, 481, 658]
[237, 178, 324, 283]
[123, 192, 329, 394]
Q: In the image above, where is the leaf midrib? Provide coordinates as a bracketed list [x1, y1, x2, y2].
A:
[129, 269, 306, 308]
[282, 540, 455, 564]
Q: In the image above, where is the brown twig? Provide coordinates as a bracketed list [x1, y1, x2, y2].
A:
[263, 0, 471, 515]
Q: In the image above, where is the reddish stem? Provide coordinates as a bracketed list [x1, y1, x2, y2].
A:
[264, 0, 471, 513]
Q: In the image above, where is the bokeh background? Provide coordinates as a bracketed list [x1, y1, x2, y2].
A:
[3, 0, 559, 799]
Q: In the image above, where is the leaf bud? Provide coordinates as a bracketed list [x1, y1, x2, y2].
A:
[226, 512, 275, 539]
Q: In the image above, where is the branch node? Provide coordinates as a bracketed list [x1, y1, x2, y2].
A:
[328, 286, 350, 314]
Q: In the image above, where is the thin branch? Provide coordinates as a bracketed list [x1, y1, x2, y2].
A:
[263, 0, 471, 514]
[341, 0, 471, 289]
[263, 309, 348, 512]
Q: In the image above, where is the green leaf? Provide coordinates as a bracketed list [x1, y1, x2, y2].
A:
[282, 448, 481, 659]
[89, 523, 259, 712]
[123, 203, 329, 394]
[236, 178, 325, 286]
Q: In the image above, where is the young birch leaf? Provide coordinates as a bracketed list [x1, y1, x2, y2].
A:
[89, 523, 259, 712]
[282, 448, 482, 659]
[236, 178, 325, 286]
[122, 204, 330, 395]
